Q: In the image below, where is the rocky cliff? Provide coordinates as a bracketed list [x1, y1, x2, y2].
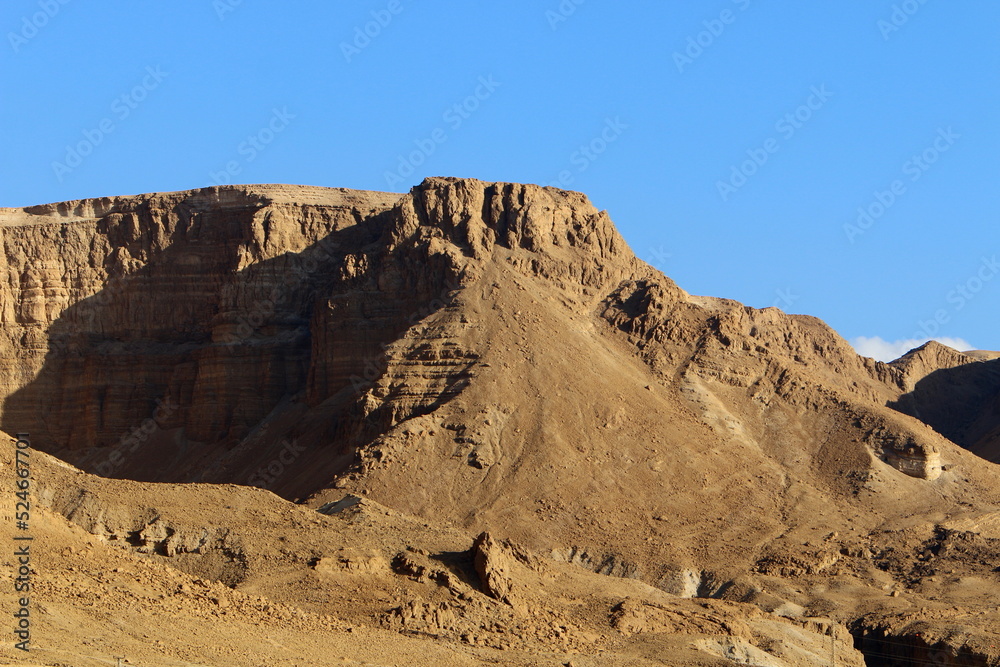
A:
[0, 178, 976, 489]
[0, 177, 995, 569]
[4, 177, 1000, 665]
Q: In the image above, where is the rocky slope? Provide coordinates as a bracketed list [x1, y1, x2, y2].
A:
[2, 444, 870, 666]
[888, 341, 1000, 463]
[2, 178, 1000, 664]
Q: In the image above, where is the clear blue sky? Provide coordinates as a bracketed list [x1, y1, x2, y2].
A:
[2, 1, 998, 359]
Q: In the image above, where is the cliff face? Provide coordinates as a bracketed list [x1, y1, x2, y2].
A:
[5, 178, 1000, 664]
[2, 177, 999, 571]
[0, 179, 638, 488]
[0, 186, 397, 465]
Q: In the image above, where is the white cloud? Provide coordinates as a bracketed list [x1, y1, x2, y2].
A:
[850, 336, 975, 362]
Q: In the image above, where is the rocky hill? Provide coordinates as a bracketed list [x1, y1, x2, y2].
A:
[2, 178, 999, 665]
[888, 341, 1000, 464]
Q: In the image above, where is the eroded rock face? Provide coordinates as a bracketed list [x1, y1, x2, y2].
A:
[471, 531, 537, 612]
[2, 177, 998, 585]
[5, 178, 1000, 664]
[0, 185, 399, 453]
[0, 178, 638, 488]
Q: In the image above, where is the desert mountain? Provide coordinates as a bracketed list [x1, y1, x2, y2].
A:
[2, 178, 1000, 665]
[888, 341, 1000, 464]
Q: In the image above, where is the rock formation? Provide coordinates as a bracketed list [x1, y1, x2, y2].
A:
[2, 178, 1000, 665]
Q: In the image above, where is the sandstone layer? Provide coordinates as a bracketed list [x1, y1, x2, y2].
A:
[2, 179, 1000, 665]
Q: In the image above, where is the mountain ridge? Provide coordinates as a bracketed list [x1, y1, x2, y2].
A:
[3, 177, 1000, 665]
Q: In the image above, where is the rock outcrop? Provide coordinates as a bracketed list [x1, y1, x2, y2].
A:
[888, 341, 1000, 463]
[2, 178, 997, 558]
[4, 178, 1000, 665]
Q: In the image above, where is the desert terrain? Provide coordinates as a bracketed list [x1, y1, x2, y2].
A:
[2, 177, 999, 665]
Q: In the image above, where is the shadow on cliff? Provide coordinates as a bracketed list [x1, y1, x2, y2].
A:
[1, 198, 462, 500]
[889, 358, 1000, 464]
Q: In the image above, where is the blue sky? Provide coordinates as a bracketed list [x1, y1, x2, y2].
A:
[2, 1, 998, 360]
